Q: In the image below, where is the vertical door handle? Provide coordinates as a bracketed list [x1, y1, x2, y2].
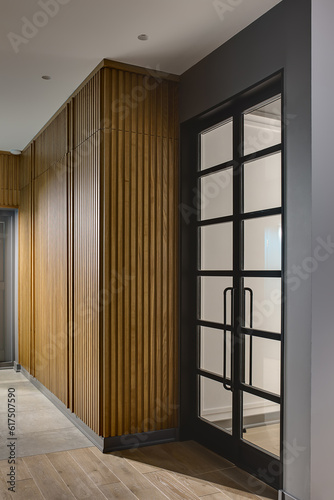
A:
[223, 287, 234, 391]
[244, 287, 253, 386]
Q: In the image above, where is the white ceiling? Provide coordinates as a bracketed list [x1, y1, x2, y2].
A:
[0, 0, 281, 152]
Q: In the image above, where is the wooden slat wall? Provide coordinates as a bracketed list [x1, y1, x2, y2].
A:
[19, 61, 179, 440]
[20, 146, 32, 190]
[68, 64, 102, 433]
[73, 133, 101, 434]
[34, 108, 68, 178]
[48, 159, 68, 404]
[101, 68, 179, 437]
[26, 116, 69, 405]
[33, 161, 68, 405]
[73, 72, 101, 148]
[0, 152, 20, 207]
[33, 170, 50, 388]
[19, 146, 33, 372]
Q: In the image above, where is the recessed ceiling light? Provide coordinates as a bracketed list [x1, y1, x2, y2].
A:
[42, 75, 51, 80]
[10, 149, 22, 156]
[138, 34, 149, 41]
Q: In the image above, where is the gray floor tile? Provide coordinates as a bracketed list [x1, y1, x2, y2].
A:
[0, 369, 93, 459]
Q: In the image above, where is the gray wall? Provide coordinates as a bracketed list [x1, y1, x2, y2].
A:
[311, 1, 334, 498]
[180, 1, 312, 499]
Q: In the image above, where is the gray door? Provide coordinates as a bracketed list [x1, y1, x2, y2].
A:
[0, 212, 15, 363]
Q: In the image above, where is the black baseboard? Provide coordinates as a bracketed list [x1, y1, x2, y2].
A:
[103, 428, 179, 453]
[20, 367, 179, 453]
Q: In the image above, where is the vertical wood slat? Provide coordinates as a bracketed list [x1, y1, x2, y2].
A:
[0, 153, 20, 207]
[101, 67, 179, 438]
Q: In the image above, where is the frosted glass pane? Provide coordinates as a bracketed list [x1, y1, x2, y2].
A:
[200, 222, 233, 271]
[244, 153, 281, 213]
[200, 327, 232, 380]
[243, 277, 281, 333]
[201, 119, 233, 170]
[244, 98, 281, 156]
[244, 335, 281, 395]
[200, 277, 233, 324]
[244, 215, 281, 270]
[242, 393, 280, 457]
[200, 168, 233, 220]
[200, 376, 232, 434]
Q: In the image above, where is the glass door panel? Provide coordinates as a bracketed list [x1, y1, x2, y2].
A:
[243, 97, 281, 156]
[242, 394, 280, 457]
[200, 222, 233, 270]
[200, 376, 233, 434]
[200, 168, 233, 220]
[199, 277, 233, 324]
[201, 119, 233, 170]
[243, 215, 282, 271]
[243, 335, 281, 395]
[200, 326, 232, 380]
[243, 277, 282, 333]
[243, 153, 281, 213]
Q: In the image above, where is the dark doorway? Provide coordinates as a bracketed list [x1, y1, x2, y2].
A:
[0, 209, 17, 366]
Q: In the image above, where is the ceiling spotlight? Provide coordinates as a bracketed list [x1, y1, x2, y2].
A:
[42, 75, 51, 80]
[138, 34, 149, 41]
[10, 149, 22, 156]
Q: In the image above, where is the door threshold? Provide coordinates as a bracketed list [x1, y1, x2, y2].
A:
[0, 361, 14, 369]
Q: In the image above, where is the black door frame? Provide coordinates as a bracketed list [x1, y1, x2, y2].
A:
[179, 71, 284, 491]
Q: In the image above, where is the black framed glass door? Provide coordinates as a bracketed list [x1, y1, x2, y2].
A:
[181, 75, 284, 490]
